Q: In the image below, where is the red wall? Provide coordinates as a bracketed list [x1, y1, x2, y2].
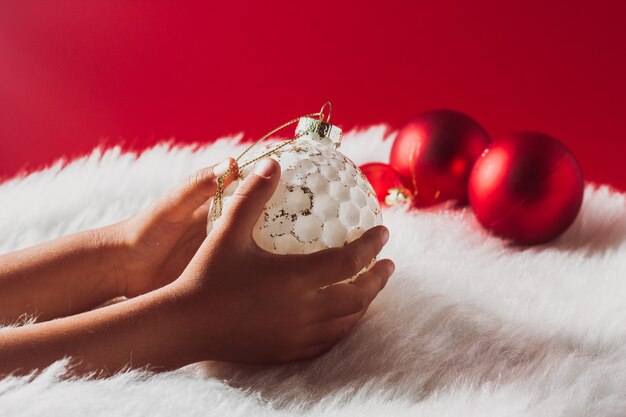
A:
[1, 1, 625, 190]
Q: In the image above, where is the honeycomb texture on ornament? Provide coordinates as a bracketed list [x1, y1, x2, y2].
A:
[218, 133, 383, 254]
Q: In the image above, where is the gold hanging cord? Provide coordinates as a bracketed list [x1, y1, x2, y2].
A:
[210, 101, 332, 221]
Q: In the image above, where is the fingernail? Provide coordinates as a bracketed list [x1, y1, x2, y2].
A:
[387, 261, 395, 275]
[213, 159, 232, 176]
[380, 227, 389, 245]
[254, 159, 276, 178]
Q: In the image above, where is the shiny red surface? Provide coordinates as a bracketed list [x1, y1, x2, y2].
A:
[1, 1, 625, 189]
[468, 132, 584, 244]
[390, 110, 490, 206]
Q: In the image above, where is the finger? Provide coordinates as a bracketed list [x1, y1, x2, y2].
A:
[300, 308, 368, 346]
[155, 158, 237, 224]
[179, 199, 214, 243]
[292, 226, 389, 287]
[213, 158, 280, 245]
[190, 198, 213, 226]
[311, 259, 395, 322]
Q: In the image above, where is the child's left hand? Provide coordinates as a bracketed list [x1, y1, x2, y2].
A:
[109, 158, 237, 298]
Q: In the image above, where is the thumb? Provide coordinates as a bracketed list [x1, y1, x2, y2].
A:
[154, 158, 237, 224]
[212, 158, 280, 246]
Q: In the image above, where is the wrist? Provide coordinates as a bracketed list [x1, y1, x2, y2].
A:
[150, 281, 210, 364]
[90, 224, 131, 300]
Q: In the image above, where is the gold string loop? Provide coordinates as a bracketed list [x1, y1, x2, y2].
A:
[320, 100, 332, 122]
[210, 103, 330, 221]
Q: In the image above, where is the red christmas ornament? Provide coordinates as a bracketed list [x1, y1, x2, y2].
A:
[390, 110, 490, 207]
[360, 162, 411, 207]
[468, 132, 584, 245]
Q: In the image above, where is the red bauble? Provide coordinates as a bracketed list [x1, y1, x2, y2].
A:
[360, 162, 411, 206]
[390, 110, 490, 207]
[468, 132, 584, 245]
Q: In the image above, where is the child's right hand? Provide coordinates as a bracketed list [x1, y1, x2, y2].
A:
[0, 158, 392, 375]
[167, 158, 394, 364]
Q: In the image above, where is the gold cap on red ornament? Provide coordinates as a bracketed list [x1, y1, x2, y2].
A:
[385, 187, 413, 206]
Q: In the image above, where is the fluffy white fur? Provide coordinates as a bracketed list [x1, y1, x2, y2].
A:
[1, 127, 625, 416]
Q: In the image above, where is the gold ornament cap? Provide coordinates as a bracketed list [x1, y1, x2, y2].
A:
[295, 102, 342, 148]
[211, 101, 341, 222]
[384, 187, 413, 206]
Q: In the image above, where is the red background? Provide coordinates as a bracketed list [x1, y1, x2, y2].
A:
[1, 1, 625, 190]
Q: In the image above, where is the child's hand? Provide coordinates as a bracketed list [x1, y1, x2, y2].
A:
[112, 158, 238, 298]
[0, 158, 392, 374]
[168, 159, 393, 364]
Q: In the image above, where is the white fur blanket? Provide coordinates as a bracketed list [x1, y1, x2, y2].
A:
[1, 127, 626, 416]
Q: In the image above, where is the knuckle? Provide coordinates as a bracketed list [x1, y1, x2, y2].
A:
[188, 168, 208, 189]
[234, 175, 266, 198]
[367, 268, 385, 289]
[378, 270, 390, 289]
[361, 230, 382, 253]
[232, 184, 251, 199]
[343, 252, 363, 277]
[365, 236, 381, 257]
[224, 194, 246, 215]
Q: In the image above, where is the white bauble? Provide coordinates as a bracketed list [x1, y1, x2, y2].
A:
[210, 122, 382, 255]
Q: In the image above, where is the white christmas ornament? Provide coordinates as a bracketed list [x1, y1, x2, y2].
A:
[209, 104, 383, 255]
